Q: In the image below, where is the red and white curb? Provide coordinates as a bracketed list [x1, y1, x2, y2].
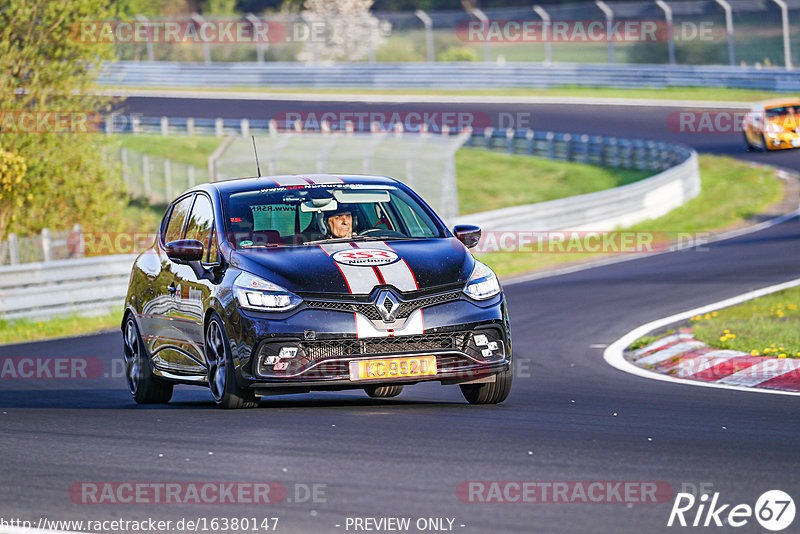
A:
[604, 277, 800, 397]
[630, 330, 800, 392]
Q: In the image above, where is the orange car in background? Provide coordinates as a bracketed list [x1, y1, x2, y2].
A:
[743, 98, 800, 151]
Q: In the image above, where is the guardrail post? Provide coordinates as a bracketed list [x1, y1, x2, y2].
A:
[714, 0, 735, 66]
[469, 8, 492, 62]
[563, 133, 573, 161]
[160, 116, 169, 136]
[241, 118, 250, 137]
[532, 6, 552, 65]
[526, 129, 535, 154]
[73, 224, 84, 257]
[772, 0, 793, 69]
[581, 134, 591, 163]
[415, 10, 435, 62]
[546, 131, 555, 159]
[596, 1, 615, 64]
[215, 118, 224, 137]
[483, 127, 494, 149]
[131, 115, 141, 135]
[506, 128, 515, 153]
[187, 117, 195, 135]
[105, 114, 114, 135]
[598, 138, 607, 167]
[42, 228, 51, 263]
[142, 154, 151, 197]
[8, 233, 19, 265]
[655, 0, 676, 65]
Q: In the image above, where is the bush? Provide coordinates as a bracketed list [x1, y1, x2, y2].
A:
[438, 46, 478, 62]
[0, 147, 28, 239]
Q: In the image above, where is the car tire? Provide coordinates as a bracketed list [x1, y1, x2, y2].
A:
[364, 385, 404, 398]
[122, 314, 173, 404]
[460, 366, 512, 405]
[205, 313, 258, 409]
[744, 132, 755, 151]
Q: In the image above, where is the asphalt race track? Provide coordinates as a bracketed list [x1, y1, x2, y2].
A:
[1, 97, 799, 533]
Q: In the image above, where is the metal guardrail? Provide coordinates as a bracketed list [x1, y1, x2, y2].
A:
[0, 255, 137, 320]
[455, 128, 700, 231]
[97, 62, 800, 92]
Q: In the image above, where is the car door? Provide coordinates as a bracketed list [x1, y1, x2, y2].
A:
[168, 192, 219, 376]
[144, 193, 198, 374]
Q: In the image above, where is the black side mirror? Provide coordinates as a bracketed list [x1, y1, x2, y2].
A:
[166, 239, 204, 263]
[453, 224, 481, 249]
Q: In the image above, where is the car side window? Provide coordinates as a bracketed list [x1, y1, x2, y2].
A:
[206, 228, 219, 264]
[185, 194, 214, 246]
[164, 195, 194, 244]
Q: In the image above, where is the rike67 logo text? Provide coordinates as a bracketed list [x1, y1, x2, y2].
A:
[668, 490, 795, 531]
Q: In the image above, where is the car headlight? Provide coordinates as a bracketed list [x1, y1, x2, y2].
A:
[463, 261, 501, 301]
[765, 123, 784, 135]
[234, 272, 302, 312]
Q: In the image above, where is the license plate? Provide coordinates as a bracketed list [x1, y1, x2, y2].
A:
[349, 356, 437, 381]
[792, 138, 800, 147]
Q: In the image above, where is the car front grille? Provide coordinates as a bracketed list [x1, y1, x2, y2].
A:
[305, 291, 462, 320]
[302, 331, 472, 360]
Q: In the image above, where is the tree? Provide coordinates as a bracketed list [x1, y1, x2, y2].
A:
[0, 0, 126, 240]
[298, 0, 390, 62]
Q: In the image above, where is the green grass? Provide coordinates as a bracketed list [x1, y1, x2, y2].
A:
[478, 154, 783, 277]
[456, 149, 649, 214]
[111, 134, 223, 168]
[0, 308, 123, 345]
[687, 287, 800, 358]
[111, 85, 788, 103]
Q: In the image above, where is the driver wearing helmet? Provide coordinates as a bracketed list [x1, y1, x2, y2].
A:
[325, 205, 355, 239]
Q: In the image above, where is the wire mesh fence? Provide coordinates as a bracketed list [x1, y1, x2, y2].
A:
[214, 132, 469, 221]
[98, 1, 800, 67]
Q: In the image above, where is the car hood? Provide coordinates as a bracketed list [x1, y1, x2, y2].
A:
[229, 238, 475, 296]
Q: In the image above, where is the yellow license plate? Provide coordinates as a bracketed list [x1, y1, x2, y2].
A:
[349, 356, 437, 381]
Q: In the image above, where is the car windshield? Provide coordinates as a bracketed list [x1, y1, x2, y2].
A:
[765, 106, 799, 119]
[222, 183, 445, 248]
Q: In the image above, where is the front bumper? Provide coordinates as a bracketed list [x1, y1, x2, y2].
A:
[226, 293, 512, 393]
[765, 133, 800, 150]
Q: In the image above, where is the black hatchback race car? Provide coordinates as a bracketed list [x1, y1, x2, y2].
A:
[122, 174, 512, 408]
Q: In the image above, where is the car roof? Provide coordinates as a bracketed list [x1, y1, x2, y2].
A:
[193, 174, 401, 196]
[757, 98, 800, 109]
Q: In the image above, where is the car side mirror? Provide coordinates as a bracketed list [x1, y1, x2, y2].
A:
[166, 239, 204, 264]
[453, 224, 481, 249]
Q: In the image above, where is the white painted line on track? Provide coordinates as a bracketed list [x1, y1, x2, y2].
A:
[603, 277, 800, 397]
[102, 88, 753, 109]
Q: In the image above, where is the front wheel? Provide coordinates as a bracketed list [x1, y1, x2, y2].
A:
[460, 367, 512, 405]
[123, 315, 173, 404]
[205, 314, 258, 409]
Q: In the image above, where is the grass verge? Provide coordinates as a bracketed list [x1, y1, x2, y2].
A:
[0, 308, 123, 345]
[477, 154, 783, 277]
[111, 85, 786, 103]
[457, 149, 649, 214]
[688, 287, 800, 359]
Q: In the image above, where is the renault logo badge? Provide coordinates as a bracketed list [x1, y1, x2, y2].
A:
[375, 290, 400, 322]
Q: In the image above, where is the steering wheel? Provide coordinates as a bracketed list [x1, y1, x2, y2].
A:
[360, 228, 406, 238]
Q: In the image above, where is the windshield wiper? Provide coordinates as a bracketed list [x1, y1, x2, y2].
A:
[303, 235, 415, 246]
